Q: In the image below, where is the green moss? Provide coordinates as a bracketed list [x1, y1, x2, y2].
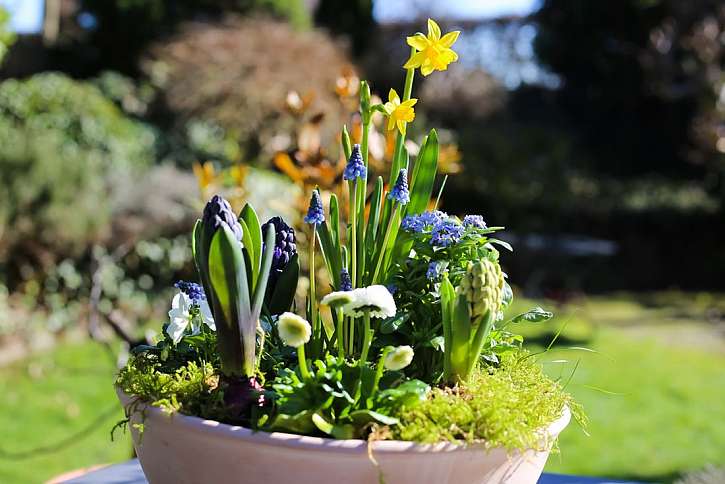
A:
[390, 352, 585, 450]
[116, 355, 226, 420]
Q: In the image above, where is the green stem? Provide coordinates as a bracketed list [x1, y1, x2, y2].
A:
[309, 227, 318, 353]
[371, 347, 391, 396]
[348, 316, 355, 357]
[336, 307, 345, 358]
[297, 344, 311, 380]
[349, 181, 357, 288]
[371, 202, 399, 284]
[359, 311, 372, 366]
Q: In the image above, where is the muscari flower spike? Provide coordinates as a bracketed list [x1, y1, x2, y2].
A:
[388, 168, 410, 205]
[426, 261, 446, 281]
[340, 268, 352, 291]
[202, 194, 243, 241]
[175, 280, 205, 302]
[343, 144, 366, 181]
[430, 218, 464, 247]
[304, 190, 325, 225]
[463, 215, 486, 229]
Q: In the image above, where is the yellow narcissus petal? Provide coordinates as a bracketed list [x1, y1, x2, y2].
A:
[406, 34, 429, 51]
[421, 63, 435, 76]
[403, 51, 427, 69]
[388, 88, 400, 104]
[440, 31, 460, 48]
[427, 18, 441, 41]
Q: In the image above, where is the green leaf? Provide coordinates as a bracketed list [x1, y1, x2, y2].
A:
[440, 275, 455, 379]
[348, 409, 399, 426]
[449, 294, 471, 382]
[317, 222, 341, 289]
[511, 307, 554, 324]
[252, 224, 276, 322]
[311, 413, 354, 439]
[239, 203, 262, 279]
[329, 194, 341, 254]
[406, 129, 439, 216]
[341, 126, 352, 160]
[364, 177, 384, 251]
[380, 312, 409, 334]
[489, 238, 513, 252]
[267, 254, 299, 315]
[207, 225, 251, 377]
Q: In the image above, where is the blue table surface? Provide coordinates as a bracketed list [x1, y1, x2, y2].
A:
[64, 459, 644, 484]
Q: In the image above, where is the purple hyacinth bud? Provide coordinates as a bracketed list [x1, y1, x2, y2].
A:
[202, 195, 243, 241]
[261, 216, 297, 286]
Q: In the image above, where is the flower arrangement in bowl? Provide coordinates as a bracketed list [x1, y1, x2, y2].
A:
[116, 19, 583, 484]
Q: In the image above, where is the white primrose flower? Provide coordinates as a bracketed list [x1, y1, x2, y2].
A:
[277, 312, 312, 348]
[384, 345, 414, 371]
[166, 291, 216, 344]
[341, 285, 397, 319]
[320, 291, 354, 308]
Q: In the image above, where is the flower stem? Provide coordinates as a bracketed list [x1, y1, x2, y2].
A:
[309, 226, 318, 353]
[297, 344, 311, 380]
[359, 311, 372, 366]
[372, 202, 398, 284]
[349, 180, 357, 288]
[348, 315, 355, 356]
[371, 347, 391, 397]
[336, 307, 345, 358]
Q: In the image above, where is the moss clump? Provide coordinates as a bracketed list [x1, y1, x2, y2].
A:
[116, 356, 227, 420]
[389, 352, 585, 450]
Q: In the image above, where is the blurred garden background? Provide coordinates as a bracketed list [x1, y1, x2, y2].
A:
[0, 0, 723, 482]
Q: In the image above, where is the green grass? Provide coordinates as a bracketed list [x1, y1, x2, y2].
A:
[0, 293, 723, 483]
[0, 341, 132, 484]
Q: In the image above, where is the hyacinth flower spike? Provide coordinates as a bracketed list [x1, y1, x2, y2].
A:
[344, 145, 366, 288]
[192, 195, 276, 411]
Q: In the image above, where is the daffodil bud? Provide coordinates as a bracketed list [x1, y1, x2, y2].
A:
[456, 259, 504, 318]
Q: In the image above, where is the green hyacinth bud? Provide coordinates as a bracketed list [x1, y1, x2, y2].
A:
[456, 259, 504, 319]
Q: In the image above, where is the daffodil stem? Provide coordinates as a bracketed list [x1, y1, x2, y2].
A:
[336, 307, 345, 358]
[359, 311, 372, 366]
[372, 202, 399, 284]
[297, 344, 311, 380]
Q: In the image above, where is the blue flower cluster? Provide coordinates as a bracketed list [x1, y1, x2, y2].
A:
[431, 219, 464, 247]
[463, 215, 486, 229]
[426, 261, 446, 280]
[401, 210, 447, 233]
[175, 280, 206, 302]
[388, 168, 410, 205]
[343, 144, 366, 181]
[339, 268, 352, 291]
[304, 190, 325, 225]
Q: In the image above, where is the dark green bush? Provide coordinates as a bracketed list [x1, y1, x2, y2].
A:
[0, 73, 158, 276]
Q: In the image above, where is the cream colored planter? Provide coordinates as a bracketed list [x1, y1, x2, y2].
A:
[118, 389, 569, 484]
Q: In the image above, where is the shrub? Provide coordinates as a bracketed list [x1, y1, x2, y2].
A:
[0, 73, 158, 280]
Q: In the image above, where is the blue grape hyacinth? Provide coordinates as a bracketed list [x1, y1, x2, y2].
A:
[343, 144, 366, 181]
[175, 280, 206, 302]
[339, 268, 352, 291]
[388, 168, 410, 205]
[426, 261, 446, 280]
[304, 190, 325, 225]
[402, 210, 447, 233]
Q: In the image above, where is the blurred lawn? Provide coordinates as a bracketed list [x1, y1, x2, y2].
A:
[0, 342, 131, 483]
[0, 294, 723, 483]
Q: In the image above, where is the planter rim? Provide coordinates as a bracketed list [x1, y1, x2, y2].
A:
[118, 388, 570, 455]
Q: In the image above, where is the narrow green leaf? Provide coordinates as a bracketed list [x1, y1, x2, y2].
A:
[238, 218, 257, 287]
[252, 224, 276, 322]
[317, 222, 342, 289]
[240, 203, 262, 277]
[406, 129, 439, 216]
[341, 126, 352, 161]
[510, 307, 553, 324]
[267, 254, 299, 315]
[449, 294, 471, 382]
[329, 193, 340, 254]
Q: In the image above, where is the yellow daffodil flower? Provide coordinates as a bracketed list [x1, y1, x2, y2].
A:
[404, 19, 460, 76]
[383, 88, 417, 135]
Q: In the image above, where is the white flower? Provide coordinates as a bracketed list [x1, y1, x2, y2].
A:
[320, 291, 354, 308]
[384, 345, 414, 370]
[341, 285, 396, 319]
[166, 291, 216, 344]
[277, 312, 312, 348]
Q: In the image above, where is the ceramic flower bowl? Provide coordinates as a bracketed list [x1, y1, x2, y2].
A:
[117, 389, 570, 484]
